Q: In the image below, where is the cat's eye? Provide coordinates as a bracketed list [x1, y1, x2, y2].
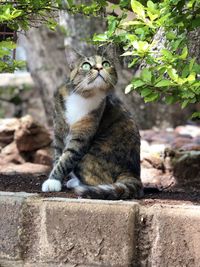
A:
[102, 61, 111, 68]
[82, 62, 92, 71]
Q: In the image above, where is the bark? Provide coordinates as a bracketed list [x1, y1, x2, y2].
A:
[188, 27, 200, 63]
[22, 27, 69, 126]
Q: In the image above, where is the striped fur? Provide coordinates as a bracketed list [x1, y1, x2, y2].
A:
[42, 50, 143, 199]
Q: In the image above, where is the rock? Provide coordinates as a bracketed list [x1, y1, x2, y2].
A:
[0, 162, 51, 175]
[0, 142, 26, 165]
[142, 154, 165, 170]
[180, 143, 200, 151]
[171, 151, 200, 191]
[175, 125, 200, 138]
[0, 118, 20, 145]
[193, 136, 200, 144]
[141, 168, 175, 191]
[32, 147, 53, 166]
[140, 130, 176, 144]
[15, 115, 52, 152]
[140, 130, 156, 142]
[171, 137, 193, 149]
[149, 143, 167, 154]
[141, 140, 150, 153]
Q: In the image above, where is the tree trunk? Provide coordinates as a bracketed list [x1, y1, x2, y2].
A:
[22, 27, 69, 126]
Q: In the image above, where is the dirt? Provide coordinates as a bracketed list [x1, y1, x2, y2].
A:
[0, 173, 200, 205]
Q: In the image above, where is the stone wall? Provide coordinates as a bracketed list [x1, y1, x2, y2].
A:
[0, 192, 200, 267]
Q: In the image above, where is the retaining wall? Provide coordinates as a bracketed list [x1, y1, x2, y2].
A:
[0, 192, 200, 267]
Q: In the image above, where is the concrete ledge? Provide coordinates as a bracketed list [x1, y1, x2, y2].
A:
[0, 193, 139, 267]
[0, 192, 200, 267]
[137, 204, 200, 267]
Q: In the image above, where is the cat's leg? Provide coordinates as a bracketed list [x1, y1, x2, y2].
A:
[42, 131, 65, 192]
[65, 172, 82, 189]
[42, 113, 101, 192]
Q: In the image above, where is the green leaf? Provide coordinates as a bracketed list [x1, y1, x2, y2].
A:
[189, 58, 196, 72]
[128, 57, 139, 67]
[181, 99, 190, 109]
[191, 18, 200, 28]
[191, 112, 200, 119]
[182, 65, 189, 78]
[141, 88, 152, 97]
[132, 79, 146, 88]
[144, 92, 159, 102]
[131, 0, 145, 20]
[155, 80, 172, 87]
[161, 49, 173, 60]
[147, 11, 158, 22]
[179, 46, 188, 60]
[187, 72, 196, 82]
[165, 95, 176, 104]
[121, 21, 144, 26]
[166, 32, 176, 40]
[0, 41, 16, 50]
[93, 33, 108, 42]
[141, 68, 152, 82]
[135, 28, 144, 36]
[167, 68, 179, 81]
[108, 16, 118, 36]
[121, 51, 133, 56]
[147, 0, 158, 14]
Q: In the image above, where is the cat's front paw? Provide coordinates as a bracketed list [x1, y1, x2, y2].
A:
[42, 179, 62, 192]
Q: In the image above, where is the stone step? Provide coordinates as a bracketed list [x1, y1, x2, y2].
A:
[0, 192, 200, 267]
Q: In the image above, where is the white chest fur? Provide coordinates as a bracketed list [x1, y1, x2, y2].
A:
[65, 92, 105, 125]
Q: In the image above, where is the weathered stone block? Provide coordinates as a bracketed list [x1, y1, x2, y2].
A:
[0, 193, 28, 260]
[22, 199, 138, 267]
[0, 259, 23, 267]
[138, 204, 200, 267]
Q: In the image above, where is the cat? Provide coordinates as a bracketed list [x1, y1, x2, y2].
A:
[42, 47, 143, 200]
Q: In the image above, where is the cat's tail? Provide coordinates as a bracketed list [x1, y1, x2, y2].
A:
[74, 177, 143, 200]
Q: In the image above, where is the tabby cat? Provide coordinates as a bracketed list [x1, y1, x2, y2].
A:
[42, 47, 143, 200]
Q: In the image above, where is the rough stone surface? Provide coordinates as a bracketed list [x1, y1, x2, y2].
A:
[0, 118, 20, 145]
[22, 199, 138, 267]
[0, 142, 26, 165]
[1, 193, 200, 266]
[0, 194, 25, 260]
[137, 205, 200, 267]
[172, 151, 200, 191]
[15, 115, 52, 152]
[0, 260, 24, 267]
[32, 147, 53, 166]
[0, 162, 51, 175]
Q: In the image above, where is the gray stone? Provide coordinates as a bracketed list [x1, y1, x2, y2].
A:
[22, 199, 139, 267]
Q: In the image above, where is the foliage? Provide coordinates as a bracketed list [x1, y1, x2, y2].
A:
[0, 0, 200, 117]
[0, 0, 59, 73]
[0, 40, 25, 72]
[92, 0, 200, 118]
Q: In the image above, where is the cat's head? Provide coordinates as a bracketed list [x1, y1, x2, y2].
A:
[65, 47, 117, 95]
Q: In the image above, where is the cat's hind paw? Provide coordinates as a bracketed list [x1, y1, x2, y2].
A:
[42, 179, 62, 192]
[65, 177, 81, 189]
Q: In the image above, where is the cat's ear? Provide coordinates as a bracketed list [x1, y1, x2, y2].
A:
[65, 45, 82, 69]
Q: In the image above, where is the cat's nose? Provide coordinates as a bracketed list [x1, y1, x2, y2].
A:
[94, 64, 103, 71]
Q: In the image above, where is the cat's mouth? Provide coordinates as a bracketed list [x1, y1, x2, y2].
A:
[96, 73, 107, 83]
[88, 73, 107, 85]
